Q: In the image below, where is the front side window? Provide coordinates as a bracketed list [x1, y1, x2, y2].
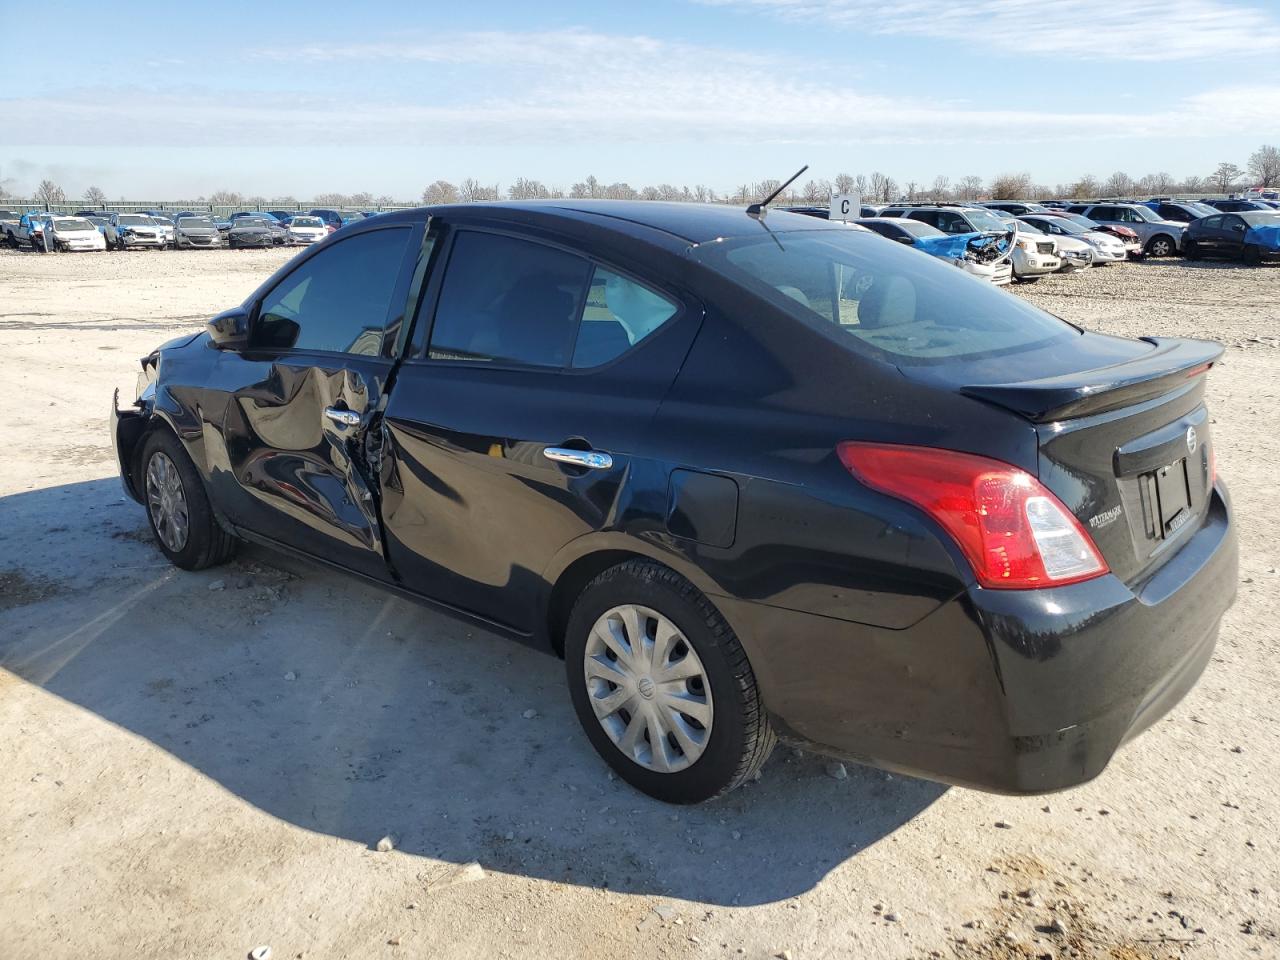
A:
[253, 227, 409, 354]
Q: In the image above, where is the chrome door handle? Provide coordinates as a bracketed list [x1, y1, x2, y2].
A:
[544, 447, 613, 470]
[323, 407, 362, 427]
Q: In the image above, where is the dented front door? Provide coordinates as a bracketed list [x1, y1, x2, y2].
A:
[218, 353, 395, 581]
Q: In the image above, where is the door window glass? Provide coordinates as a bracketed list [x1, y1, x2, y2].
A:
[571, 268, 678, 368]
[253, 228, 409, 354]
[427, 232, 592, 367]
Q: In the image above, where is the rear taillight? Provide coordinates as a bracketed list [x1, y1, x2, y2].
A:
[837, 442, 1109, 590]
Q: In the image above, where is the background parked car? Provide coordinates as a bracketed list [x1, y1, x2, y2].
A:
[307, 208, 345, 233]
[1008, 217, 1092, 272]
[46, 216, 107, 252]
[13, 212, 52, 250]
[146, 214, 176, 247]
[0, 209, 27, 245]
[1038, 211, 1143, 254]
[1019, 214, 1128, 264]
[1145, 200, 1218, 223]
[981, 200, 1051, 216]
[1204, 198, 1273, 213]
[227, 215, 277, 249]
[857, 217, 1014, 285]
[285, 215, 328, 245]
[854, 217, 947, 245]
[1184, 210, 1280, 263]
[879, 204, 1012, 236]
[109, 213, 166, 250]
[174, 215, 223, 249]
[81, 215, 120, 249]
[267, 210, 297, 224]
[1066, 203, 1184, 257]
[1002, 219, 1062, 281]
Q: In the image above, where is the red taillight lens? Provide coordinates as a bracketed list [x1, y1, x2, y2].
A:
[837, 442, 1109, 590]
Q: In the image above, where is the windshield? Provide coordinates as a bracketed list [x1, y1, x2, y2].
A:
[236, 217, 271, 227]
[1061, 213, 1098, 228]
[961, 208, 1011, 233]
[690, 230, 1074, 364]
[178, 217, 214, 228]
[1183, 203, 1217, 217]
[1035, 217, 1087, 235]
[894, 220, 945, 237]
[117, 215, 154, 226]
[1014, 221, 1046, 236]
[1241, 211, 1280, 225]
[54, 218, 94, 231]
[150, 216, 173, 225]
[1125, 205, 1161, 222]
[291, 216, 323, 227]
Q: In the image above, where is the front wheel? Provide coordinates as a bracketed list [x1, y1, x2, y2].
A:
[139, 429, 237, 570]
[565, 560, 775, 803]
[1243, 244, 1262, 265]
[1146, 234, 1176, 257]
[1184, 239, 1201, 260]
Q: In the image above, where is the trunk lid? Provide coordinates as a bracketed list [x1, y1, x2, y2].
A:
[958, 336, 1222, 584]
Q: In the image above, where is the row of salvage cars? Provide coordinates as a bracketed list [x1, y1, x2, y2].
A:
[0, 208, 343, 253]
[785, 196, 1280, 284]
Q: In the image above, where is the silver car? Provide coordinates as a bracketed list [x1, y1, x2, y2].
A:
[1019, 215, 1129, 264]
[1066, 203, 1184, 257]
[110, 213, 166, 250]
[174, 215, 223, 249]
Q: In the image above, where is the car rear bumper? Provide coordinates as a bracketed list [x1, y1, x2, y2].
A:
[717, 483, 1237, 794]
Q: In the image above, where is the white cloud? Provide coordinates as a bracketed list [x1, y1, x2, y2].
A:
[697, 0, 1280, 60]
[3, 30, 1278, 148]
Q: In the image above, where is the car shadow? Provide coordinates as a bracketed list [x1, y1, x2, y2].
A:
[0, 477, 946, 906]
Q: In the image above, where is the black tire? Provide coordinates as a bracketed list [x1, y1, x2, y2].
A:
[138, 428, 237, 571]
[564, 559, 775, 803]
[1243, 244, 1262, 265]
[1184, 239, 1201, 260]
[1146, 234, 1176, 257]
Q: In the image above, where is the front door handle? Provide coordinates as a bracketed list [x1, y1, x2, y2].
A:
[544, 447, 613, 470]
[324, 406, 362, 428]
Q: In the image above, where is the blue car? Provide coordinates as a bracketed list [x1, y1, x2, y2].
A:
[856, 217, 1014, 285]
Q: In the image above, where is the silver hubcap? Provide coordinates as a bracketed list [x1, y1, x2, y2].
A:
[583, 604, 713, 773]
[146, 452, 189, 552]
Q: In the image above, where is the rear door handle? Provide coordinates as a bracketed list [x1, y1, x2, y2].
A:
[324, 406, 362, 428]
[544, 447, 613, 470]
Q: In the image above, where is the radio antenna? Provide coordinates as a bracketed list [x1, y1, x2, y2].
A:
[747, 165, 809, 217]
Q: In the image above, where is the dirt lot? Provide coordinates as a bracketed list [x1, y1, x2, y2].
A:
[1, 247, 1277, 960]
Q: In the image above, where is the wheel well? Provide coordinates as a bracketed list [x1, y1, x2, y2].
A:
[128, 416, 180, 494]
[545, 550, 645, 657]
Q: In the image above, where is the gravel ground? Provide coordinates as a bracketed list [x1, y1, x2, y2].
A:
[0, 249, 1277, 960]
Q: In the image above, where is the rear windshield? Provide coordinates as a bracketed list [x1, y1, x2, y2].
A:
[691, 230, 1075, 364]
[1241, 211, 1280, 225]
[291, 216, 323, 226]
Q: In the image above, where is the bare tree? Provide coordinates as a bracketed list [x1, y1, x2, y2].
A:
[83, 185, 107, 207]
[1069, 174, 1099, 198]
[1181, 174, 1205, 193]
[903, 180, 919, 201]
[458, 179, 499, 201]
[930, 175, 950, 201]
[852, 174, 869, 198]
[1101, 171, 1134, 197]
[1209, 162, 1243, 193]
[1137, 171, 1175, 195]
[955, 175, 984, 201]
[833, 173, 855, 194]
[509, 178, 553, 200]
[1248, 145, 1280, 188]
[375, 195, 394, 205]
[868, 172, 895, 203]
[208, 189, 244, 205]
[801, 179, 832, 203]
[603, 182, 637, 200]
[36, 179, 66, 204]
[988, 172, 1032, 200]
[422, 180, 458, 204]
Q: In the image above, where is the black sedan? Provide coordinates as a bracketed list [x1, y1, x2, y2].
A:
[1184, 210, 1280, 263]
[111, 202, 1237, 803]
[226, 215, 277, 249]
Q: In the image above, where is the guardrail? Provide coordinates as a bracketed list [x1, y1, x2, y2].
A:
[2, 201, 419, 216]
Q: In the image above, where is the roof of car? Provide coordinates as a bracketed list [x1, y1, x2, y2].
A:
[426, 200, 852, 244]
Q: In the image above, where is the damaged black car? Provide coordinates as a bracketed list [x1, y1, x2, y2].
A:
[112, 202, 1237, 803]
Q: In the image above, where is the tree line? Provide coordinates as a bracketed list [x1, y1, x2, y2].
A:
[6, 145, 1277, 208]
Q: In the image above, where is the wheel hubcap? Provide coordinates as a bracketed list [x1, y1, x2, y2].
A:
[583, 604, 713, 773]
[146, 451, 189, 552]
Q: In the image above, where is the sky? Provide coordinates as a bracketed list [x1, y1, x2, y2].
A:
[1, 0, 1277, 201]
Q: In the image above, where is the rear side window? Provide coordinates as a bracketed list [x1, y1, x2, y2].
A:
[253, 227, 409, 354]
[692, 230, 1074, 364]
[425, 232, 678, 369]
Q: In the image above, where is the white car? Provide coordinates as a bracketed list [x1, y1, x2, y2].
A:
[1019, 215, 1128, 265]
[149, 215, 176, 246]
[286, 215, 328, 245]
[1000, 217, 1060, 281]
[47, 216, 107, 252]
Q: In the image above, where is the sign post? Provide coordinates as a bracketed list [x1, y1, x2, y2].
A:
[829, 193, 859, 222]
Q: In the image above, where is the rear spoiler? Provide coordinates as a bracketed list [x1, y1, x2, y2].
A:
[961, 337, 1223, 422]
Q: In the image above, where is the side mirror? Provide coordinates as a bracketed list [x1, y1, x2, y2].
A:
[208, 306, 250, 350]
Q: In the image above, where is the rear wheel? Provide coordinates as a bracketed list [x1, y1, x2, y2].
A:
[139, 429, 237, 571]
[565, 560, 775, 803]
